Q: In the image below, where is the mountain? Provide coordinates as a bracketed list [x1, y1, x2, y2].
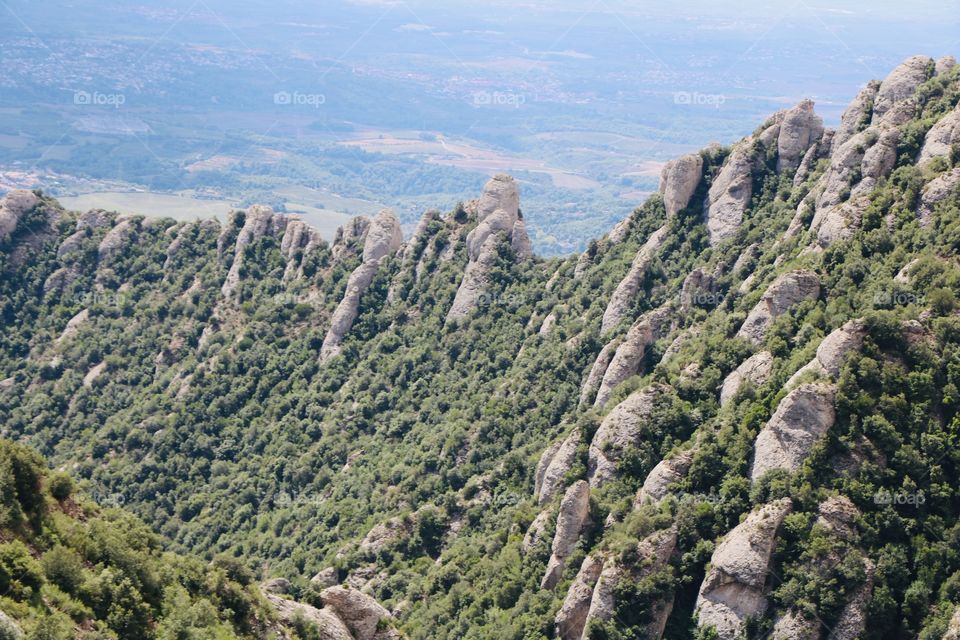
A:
[2, 54, 960, 639]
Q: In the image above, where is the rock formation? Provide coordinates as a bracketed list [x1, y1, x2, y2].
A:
[594, 305, 674, 407]
[695, 498, 792, 640]
[634, 448, 695, 506]
[750, 383, 836, 482]
[588, 384, 671, 486]
[871, 55, 932, 121]
[541, 480, 591, 589]
[320, 585, 402, 639]
[832, 81, 879, 153]
[600, 226, 668, 334]
[321, 209, 402, 360]
[777, 99, 825, 172]
[787, 319, 865, 387]
[447, 175, 530, 321]
[720, 350, 774, 405]
[659, 153, 703, 217]
[554, 554, 604, 639]
[98, 216, 137, 264]
[0, 190, 39, 241]
[918, 168, 960, 223]
[705, 144, 754, 244]
[221, 206, 288, 297]
[267, 593, 355, 639]
[919, 104, 960, 164]
[536, 430, 582, 506]
[737, 270, 821, 344]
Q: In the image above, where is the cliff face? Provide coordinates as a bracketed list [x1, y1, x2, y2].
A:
[3, 56, 960, 640]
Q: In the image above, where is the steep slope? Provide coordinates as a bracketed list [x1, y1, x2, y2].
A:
[2, 56, 960, 640]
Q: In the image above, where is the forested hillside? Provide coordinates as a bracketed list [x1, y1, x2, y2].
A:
[3, 55, 960, 639]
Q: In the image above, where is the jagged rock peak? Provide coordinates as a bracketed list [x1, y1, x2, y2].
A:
[363, 208, 404, 263]
[777, 99, 825, 172]
[477, 173, 520, 220]
[737, 270, 821, 344]
[541, 480, 591, 590]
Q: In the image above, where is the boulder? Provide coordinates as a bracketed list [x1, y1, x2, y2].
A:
[706, 146, 754, 244]
[919, 105, 960, 164]
[771, 611, 820, 640]
[362, 209, 404, 263]
[262, 577, 292, 594]
[695, 498, 793, 640]
[816, 495, 860, 540]
[777, 99, 825, 172]
[607, 215, 633, 244]
[266, 593, 354, 640]
[554, 554, 604, 640]
[535, 440, 563, 500]
[588, 384, 672, 486]
[720, 351, 774, 405]
[477, 173, 520, 221]
[872, 55, 932, 122]
[750, 383, 836, 482]
[359, 515, 413, 555]
[659, 153, 703, 217]
[737, 270, 821, 344]
[537, 430, 581, 506]
[0, 190, 39, 241]
[786, 320, 865, 387]
[580, 558, 621, 638]
[541, 480, 591, 589]
[680, 267, 717, 311]
[311, 567, 340, 589]
[634, 449, 695, 506]
[918, 168, 960, 223]
[600, 225, 668, 334]
[320, 585, 400, 640]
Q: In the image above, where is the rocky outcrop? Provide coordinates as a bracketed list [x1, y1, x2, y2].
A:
[580, 341, 618, 408]
[541, 480, 591, 589]
[943, 606, 960, 640]
[720, 350, 774, 405]
[594, 305, 674, 407]
[280, 218, 325, 279]
[537, 430, 582, 506]
[777, 99, 825, 172]
[97, 216, 137, 264]
[320, 209, 402, 360]
[680, 267, 717, 310]
[266, 593, 354, 640]
[447, 175, 530, 321]
[0, 190, 39, 241]
[706, 145, 754, 244]
[919, 168, 960, 223]
[0, 611, 22, 640]
[523, 510, 552, 552]
[320, 586, 401, 640]
[57, 308, 89, 344]
[811, 195, 871, 249]
[695, 498, 793, 640]
[833, 81, 880, 153]
[588, 384, 671, 486]
[827, 559, 875, 640]
[659, 153, 703, 217]
[359, 515, 414, 556]
[737, 270, 820, 344]
[872, 55, 932, 122]
[750, 383, 836, 482]
[936, 55, 957, 76]
[312, 567, 340, 589]
[919, 104, 960, 164]
[771, 611, 819, 640]
[221, 206, 288, 297]
[787, 319, 865, 387]
[634, 449, 694, 506]
[554, 554, 603, 639]
[600, 225, 668, 334]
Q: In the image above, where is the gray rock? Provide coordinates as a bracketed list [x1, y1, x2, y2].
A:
[221, 206, 288, 297]
[332, 215, 372, 262]
[936, 55, 957, 76]
[262, 577, 292, 594]
[320, 585, 400, 640]
[695, 498, 793, 640]
[680, 267, 716, 311]
[359, 515, 413, 555]
[607, 215, 633, 244]
[771, 611, 820, 640]
[777, 99, 825, 172]
[537, 430, 581, 506]
[737, 270, 821, 344]
[833, 81, 880, 153]
[659, 153, 703, 217]
[594, 305, 674, 408]
[600, 225, 668, 334]
[919, 168, 960, 223]
[446, 233, 500, 321]
[511, 219, 533, 260]
[943, 605, 960, 640]
[0, 611, 22, 640]
[634, 449, 695, 506]
[523, 510, 552, 552]
[872, 55, 932, 122]
[588, 384, 672, 486]
[555, 554, 603, 640]
[97, 217, 137, 264]
[0, 190, 39, 241]
[720, 351, 774, 405]
[706, 145, 754, 244]
[311, 567, 340, 589]
[816, 495, 860, 540]
[266, 593, 354, 640]
[477, 173, 520, 221]
[57, 308, 89, 344]
[920, 105, 960, 164]
[811, 195, 871, 249]
[827, 558, 875, 640]
[541, 480, 591, 589]
[787, 319, 865, 387]
[750, 383, 836, 482]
